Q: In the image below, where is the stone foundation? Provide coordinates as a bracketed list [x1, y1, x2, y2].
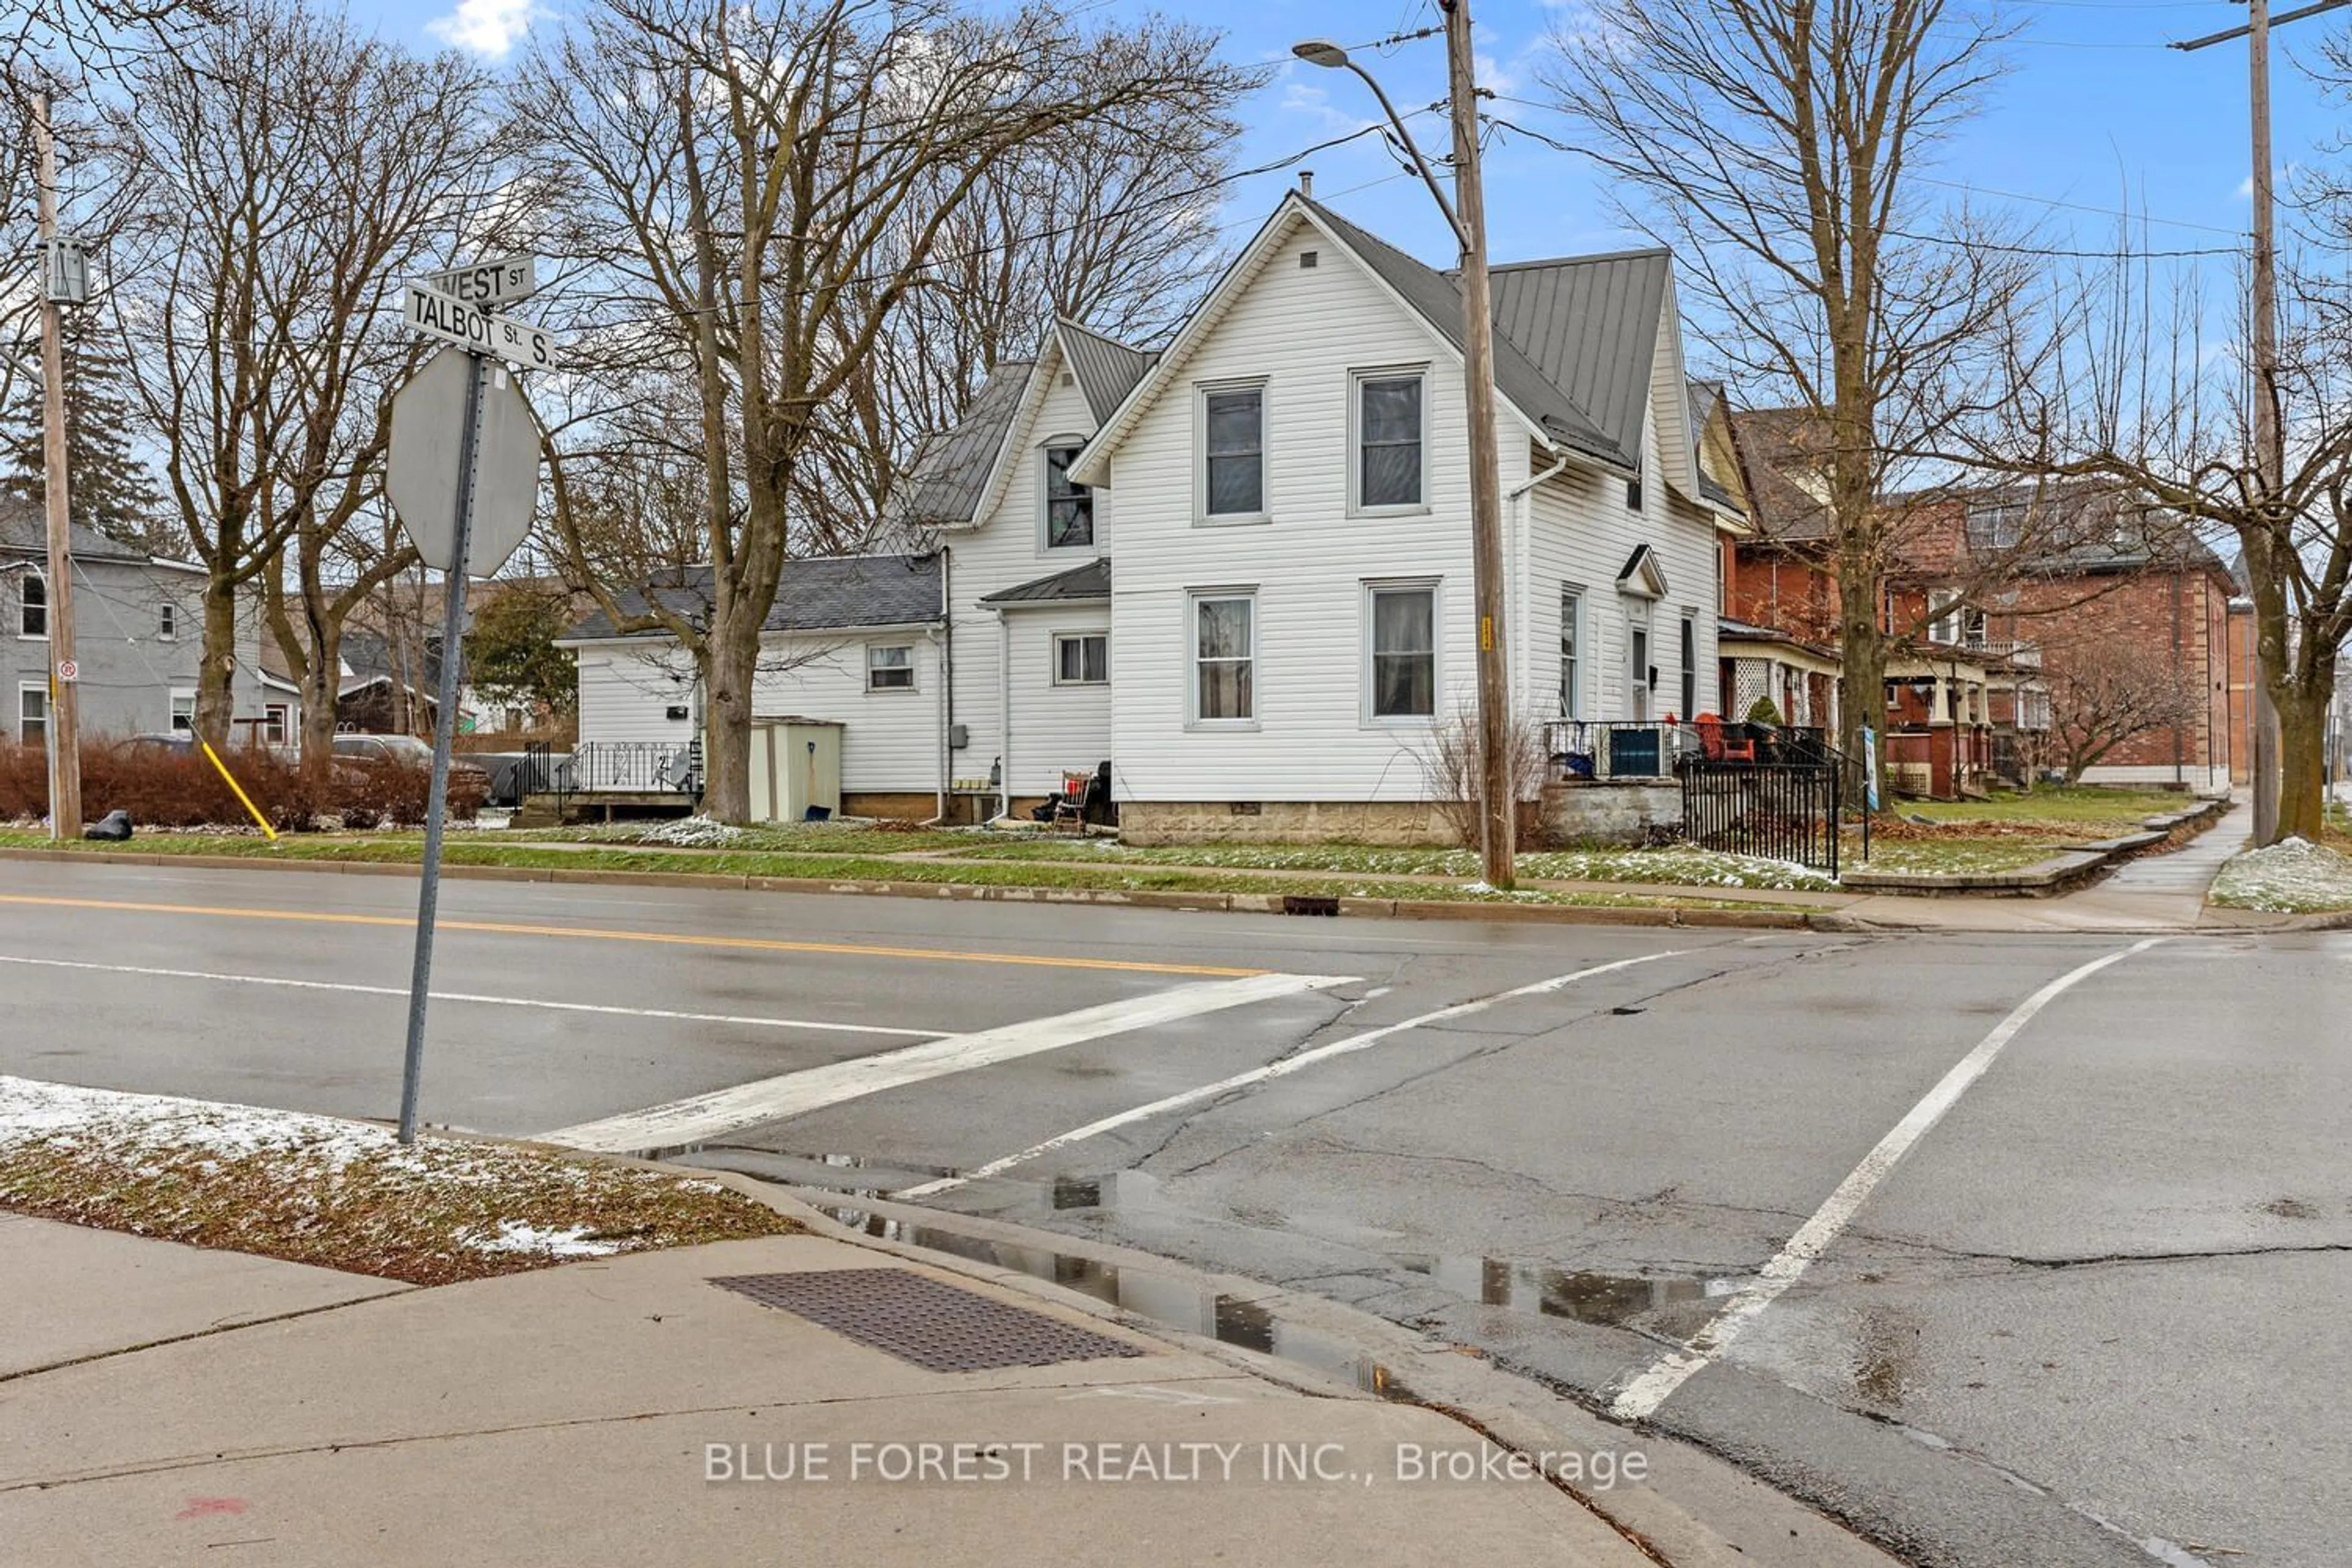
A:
[1119, 799, 1460, 847]
[1539, 778, 1685, 847]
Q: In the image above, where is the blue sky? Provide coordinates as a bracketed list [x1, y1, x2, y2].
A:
[379, 0, 2323, 318]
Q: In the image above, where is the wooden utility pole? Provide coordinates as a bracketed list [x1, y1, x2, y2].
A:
[1442, 0, 1516, 889]
[32, 86, 81, 841]
[2173, 0, 2350, 842]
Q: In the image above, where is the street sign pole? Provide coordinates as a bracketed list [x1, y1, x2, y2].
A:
[396, 349, 485, 1145]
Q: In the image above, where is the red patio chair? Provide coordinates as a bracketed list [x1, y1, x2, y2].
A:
[1694, 713, 1757, 764]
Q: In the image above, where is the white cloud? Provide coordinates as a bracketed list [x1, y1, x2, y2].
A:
[427, 0, 543, 59]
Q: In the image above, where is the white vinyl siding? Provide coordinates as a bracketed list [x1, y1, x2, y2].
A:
[1003, 603, 1112, 794]
[754, 635, 940, 792]
[939, 358, 1110, 793]
[1110, 219, 1493, 800]
[574, 644, 699, 744]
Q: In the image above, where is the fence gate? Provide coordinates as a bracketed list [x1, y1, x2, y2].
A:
[1679, 759, 1842, 876]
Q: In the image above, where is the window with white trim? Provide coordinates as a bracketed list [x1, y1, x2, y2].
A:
[1679, 613, 1697, 720]
[170, 690, 196, 732]
[159, 601, 179, 641]
[263, 704, 290, 745]
[18, 684, 46, 745]
[18, 573, 45, 639]
[1042, 442, 1094, 549]
[1053, 631, 1108, 685]
[1191, 592, 1254, 722]
[866, 644, 914, 692]
[1559, 587, 1584, 718]
[1200, 384, 1265, 520]
[1354, 371, 1423, 511]
[1366, 582, 1436, 720]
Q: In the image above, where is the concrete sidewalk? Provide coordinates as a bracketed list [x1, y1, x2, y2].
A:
[0, 1210, 1896, 1568]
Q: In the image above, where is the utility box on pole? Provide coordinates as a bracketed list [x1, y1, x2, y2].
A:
[42, 237, 89, 305]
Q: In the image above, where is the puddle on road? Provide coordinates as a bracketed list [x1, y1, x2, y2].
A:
[812, 1201, 1401, 1397]
[663, 1145, 964, 1203]
[1390, 1254, 1745, 1329]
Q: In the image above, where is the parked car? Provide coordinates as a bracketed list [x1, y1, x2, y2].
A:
[331, 733, 491, 794]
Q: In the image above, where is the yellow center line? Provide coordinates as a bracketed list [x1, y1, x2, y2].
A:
[0, 892, 1268, 978]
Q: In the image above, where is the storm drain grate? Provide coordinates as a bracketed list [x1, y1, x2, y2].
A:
[708, 1268, 1147, 1372]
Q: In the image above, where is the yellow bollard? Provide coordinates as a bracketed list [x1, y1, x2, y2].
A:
[199, 739, 279, 842]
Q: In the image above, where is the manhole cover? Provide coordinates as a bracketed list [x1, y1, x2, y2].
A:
[709, 1268, 1148, 1372]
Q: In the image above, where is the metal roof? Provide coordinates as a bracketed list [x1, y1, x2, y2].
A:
[1055, 321, 1158, 426]
[892, 364, 1033, 529]
[563, 553, 944, 643]
[978, 557, 1110, 606]
[1485, 247, 1672, 471]
[1302, 200, 1627, 466]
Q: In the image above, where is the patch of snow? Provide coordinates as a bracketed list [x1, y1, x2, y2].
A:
[2211, 835, 2352, 913]
[635, 815, 746, 848]
[464, 1219, 623, 1257]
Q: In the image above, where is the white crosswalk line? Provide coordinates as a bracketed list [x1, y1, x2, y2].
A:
[540, 971, 1354, 1153]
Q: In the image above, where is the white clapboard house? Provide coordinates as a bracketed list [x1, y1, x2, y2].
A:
[562, 191, 1745, 840]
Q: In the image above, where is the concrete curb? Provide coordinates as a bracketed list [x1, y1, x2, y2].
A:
[687, 1178, 1899, 1568]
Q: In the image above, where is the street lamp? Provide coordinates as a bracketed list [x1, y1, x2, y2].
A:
[1294, 12, 1517, 890]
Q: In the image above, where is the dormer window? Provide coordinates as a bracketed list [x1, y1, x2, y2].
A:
[1044, 442, 1093, 549]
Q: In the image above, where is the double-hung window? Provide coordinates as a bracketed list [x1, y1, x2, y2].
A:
[1191, 592, 1255, 723]
[1054, 631, 1109, 686]
[1201, 385, 1265, 521]
[1043, 442, 1093, 549]
[1355, 372, 1423, 511]
[18, 684, 46, 745]
[1366, 583, 1436, 720]
[1679, 614, 1697, 720]
[866, 644, 914, 692]
[159, 602, 179, 641]
[170, 691, 195, 733]
[18, 573, 45, 639]
[1559, 589, 1584, 718]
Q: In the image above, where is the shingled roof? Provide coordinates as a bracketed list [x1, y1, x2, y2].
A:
[0, 494, 150, 563]
[562, 553, 944, 643]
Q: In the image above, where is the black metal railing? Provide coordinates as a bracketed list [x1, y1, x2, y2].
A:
[1681, 755, 1844, 874]
[1546, 719, 1836, 780]
[564, 740, 702, 794]
[520, 741, 559, 799]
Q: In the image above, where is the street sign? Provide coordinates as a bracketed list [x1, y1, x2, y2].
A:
[387, 346, 540, 577]
[403, 283, 560, 374]
[419, 254, 537, 307]
[53, 659, 77, 684]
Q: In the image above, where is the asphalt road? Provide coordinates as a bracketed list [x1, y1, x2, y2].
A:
[2, 857, 2346, 1568]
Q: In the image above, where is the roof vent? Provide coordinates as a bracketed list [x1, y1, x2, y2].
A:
[1299, 250, 1319, 270]
[1060, 372, 1075, 386]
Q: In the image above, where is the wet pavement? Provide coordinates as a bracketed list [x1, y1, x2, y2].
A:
[4, 858, 2348, 1566]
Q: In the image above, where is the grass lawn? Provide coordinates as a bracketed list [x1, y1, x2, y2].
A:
[2211, 836, 2352, 914]
[0, 1076, 791, 1284]
[940, 838, 1841, 891]
[1840, 835, 2067, 876]
[1896, 786, 2199, 829]
[0, 829, 1815, 910]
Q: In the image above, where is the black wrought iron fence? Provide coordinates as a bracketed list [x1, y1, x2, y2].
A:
[565, 740, 702, 794]
[1680, 756, 1844, 875]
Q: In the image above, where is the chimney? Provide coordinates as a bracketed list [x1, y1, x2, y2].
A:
[1299, 170, 1314, 198]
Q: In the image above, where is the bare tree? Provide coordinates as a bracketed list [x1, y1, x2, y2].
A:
[522, 0, 1250, 822]
[106, 1, 519, 762]
[1549, 0, 2032, 804]
[2038, 635, 2207, 784]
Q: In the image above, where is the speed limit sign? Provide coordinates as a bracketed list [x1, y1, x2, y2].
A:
[54, 660, 77, 684]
